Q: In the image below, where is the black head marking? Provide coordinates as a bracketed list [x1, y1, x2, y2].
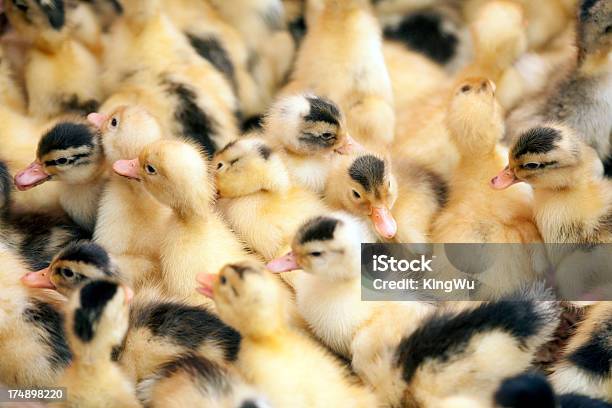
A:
[156, 353, 230, 395]
[494, 373, 556, 408]
[24, 300, 72, 369]
[349, 155, 385, 192]
[0, 160, 12, 213]
[35, 0, 65, 30]
[299, 216, 340, 244]
[37, 122, 96, 158]
[256, 144, 272, 160]
[133, 302, 241, 361]
[288, 16, 307, 45]
[395, 297, 554, 383]
[580, 0, 600, 21]
[512, 127, 562, 159]
[60, 95, 100, 116]
[304, 96, 341, 125]
[230, 264, 257, 279]
[164, 79, 218, 158]
[56, 241, 112, 275]
[383, 12, 458, 64]
[567, 318, 612, 377]
[73, 280, 119, 342]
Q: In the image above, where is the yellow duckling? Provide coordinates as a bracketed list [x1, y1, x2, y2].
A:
[213, 137, 329, 261]
[198, 261, 378, 408]
[113, 139, 254, 304]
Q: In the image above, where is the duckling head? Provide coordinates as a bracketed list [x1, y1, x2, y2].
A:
[197, 261, 285, 338]
[577, 0, 612, 62]
[87, 105, 163, 165]
[263, 94, 361, 156]
[213, 138, 289, 198]
[267, 214, 364, 281]
[327, 153, 398, 239]
[65, 279, 132, 359]
[4, 0, 67, 50]
[21, 241, 117, 297]
[447, 77, 503, 156]
[113, 139, 214, 215]
[14, 120, 104, 190]
[491, 124, 601, 190]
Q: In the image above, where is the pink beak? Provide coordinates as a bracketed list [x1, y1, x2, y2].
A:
[335, 134, 365, 155]
[196, 273, 217, 299]
[266, 252, 300, 273]
[87, 112, 108, 129]
[21, 267, 56, 289]
[113, 159, 141, 181]
[14, 161, 51, 191]
[370, 206, 397, 239]
[491, 166, 520, 190]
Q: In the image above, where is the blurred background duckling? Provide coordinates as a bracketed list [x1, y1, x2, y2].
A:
[198, 261, 379, 408]
[213, 137, 329, 261]
[208, 0, 295, 104]
[88, 106, 172, 261]
[492, 124, 612, 245]
[506, 0, 612, 174]
[550, 302, 612, 403]
[325, 152, 447, 243]
[54, 279, 140, 408]
[0, 241, 70, 387]
[1, 160, 88, 271]
[283, 0, 395, 151]
[137, 352, 269, 408]
[261, 93, 361, 194]
[4, 0, 102, 119]
[14, 117, 106, 232]
[392, 0, 528, 182]
[163, 0, 267, 121]
[113, 139, 254, 304]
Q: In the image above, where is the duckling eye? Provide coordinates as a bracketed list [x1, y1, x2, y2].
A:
[56, 158, 68, 165]
[352, 189, 361, 199]
[220, 275, 227, 285]
[145, 164, 157, 175]
[110, 118, 119, 128]
[522, 162, 541, 170]
[310, 251, 322, 257]
[14, 0, 28, 12]
[216, 162, 224, 170]
[320, 132, 335, 140]
[60, 268, 74, 279]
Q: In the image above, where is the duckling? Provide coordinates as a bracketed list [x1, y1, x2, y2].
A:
[266, 214, 430, 361]
[491, 124, 612, 244]
[4, 0, 102, 119]
[198, 261, 379, 408]
[506, 0, 612, 167]
[0, 160, 88, 271]
[261, 93, 362, 194]
[213, 137, 329, 260]
[208, 0, 295, 102]
[137, 352, 269, 408]
[18, 240, 243, 385]
[89, 106, 172, 260]
[390, 288, 559, 407]
[113, 139, 253, 303]
[433, 77, 541, 244]
[393, 0, 527, 181]
[283, 0, 394, 149]
[325, 152, 447, 242]
[163, 0, 266, 119]
[54, 279, 140, 408]
[13, 118, 107, 232]
[550, 302, 612, 402]
[0, 243, 71, 387]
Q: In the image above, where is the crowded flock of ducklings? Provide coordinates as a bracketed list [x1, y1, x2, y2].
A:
[0, 0, 612, 407]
